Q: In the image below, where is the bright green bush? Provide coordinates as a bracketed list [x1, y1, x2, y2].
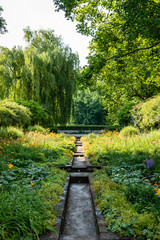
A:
[6, 127, 24, 139]
[131, 95, 160, 130]
[28, 125, 48, 133]
[0, 127, 24, 139]
[0, 100, 31, 127]
[120, 126, 139, 136]
[16, 100, 48, 125]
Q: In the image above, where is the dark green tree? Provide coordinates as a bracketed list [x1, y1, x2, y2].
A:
[72, 89, 106, 125]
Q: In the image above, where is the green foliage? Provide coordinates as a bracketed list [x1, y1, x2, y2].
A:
[116, 102, 135, 126]
[0, 189, 46, 240]
[6, 127, 24, 139]
[46, 126, 58, 133]
[53, 0, 78, 18]
[0, 7, 7, 34]
[82, 129, 160, 238]
[72, 89, 106, 125]
[82, 129, 160, 170]
[131, 95, 160, 130]
[0, 126, 23, 140]
[93, 169, 160, 239]
[120, 126, 139, 136]
[0, 105, 17, 127]
[53, 0, 160, 125]
[0, 101, 31, 127]
[0, 27, 79, 125]
[28, 125, 48, 133]
[16, 100, 48, 125]
[0, 128, 9, 138]
[0, 132, 74, 239]
[54, 125, 122, 131]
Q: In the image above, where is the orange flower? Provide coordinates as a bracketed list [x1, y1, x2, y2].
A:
[30, 181, 35, 186]
[8, 163, 13, 169]
[156, 189, 160, 196]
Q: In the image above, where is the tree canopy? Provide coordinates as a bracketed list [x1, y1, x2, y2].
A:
[0, 6, 7, 34]
[53, 0, 160, 124]
[0, 28, 79, 125]
[72, 89, 106, 125]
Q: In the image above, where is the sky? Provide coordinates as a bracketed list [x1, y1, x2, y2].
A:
[0, 0, 91, 66]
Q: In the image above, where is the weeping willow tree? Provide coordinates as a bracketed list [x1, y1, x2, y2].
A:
[0, 27, 79, 124]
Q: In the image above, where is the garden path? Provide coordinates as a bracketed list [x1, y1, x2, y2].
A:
[60, 137, 124, 240]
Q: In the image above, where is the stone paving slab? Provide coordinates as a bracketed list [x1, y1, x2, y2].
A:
[60, 235, 100, 240]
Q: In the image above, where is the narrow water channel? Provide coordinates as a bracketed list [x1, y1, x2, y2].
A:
[60, 182, 98, 240]
[60, 137, 99, 240]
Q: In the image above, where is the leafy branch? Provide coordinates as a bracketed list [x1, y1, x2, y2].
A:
[107, 41, 160, 60]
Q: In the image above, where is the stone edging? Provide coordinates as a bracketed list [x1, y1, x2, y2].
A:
[40, 175, 70, 240]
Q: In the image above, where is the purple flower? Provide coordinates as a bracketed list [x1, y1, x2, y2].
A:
[144, 158, 154, 169]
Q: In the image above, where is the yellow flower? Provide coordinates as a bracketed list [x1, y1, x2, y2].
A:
[156, 189, 160, 196]
[8, 163, 14, 169]
[30, 181, 35, 186]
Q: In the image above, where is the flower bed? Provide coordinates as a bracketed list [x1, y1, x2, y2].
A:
[81, 130, 160, 239]
[0, 130, 75, 239]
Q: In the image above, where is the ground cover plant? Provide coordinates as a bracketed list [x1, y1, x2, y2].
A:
[81, 129, 160, 239]
[0, 128, 75, 239]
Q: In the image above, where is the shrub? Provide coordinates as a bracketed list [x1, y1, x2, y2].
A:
[131, 95, 160, 130]
[0, 106, 17, 127]
[116, 102, 135, 126]
[6, 127, 24, 139]
[16, 100, 48, 125]
[120, 126, 139, 136]
[0, 127, 9, 138]
[28, 125, 48, 133]
[0, 100, 31, 127]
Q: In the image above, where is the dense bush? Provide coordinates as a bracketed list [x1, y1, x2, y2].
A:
[28, 125, 48, 133]
[120, 126, 139, 136]
[6, 127, 24, 139]
[72, 89, 106, 125]
[16, 100, 48, 125]
[0, 127, 24, 139]
[131, 95, 160, 130]
[0, 101, 31, 127]
[0, 106, 17, 127]
[116, 102, 135, 126]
